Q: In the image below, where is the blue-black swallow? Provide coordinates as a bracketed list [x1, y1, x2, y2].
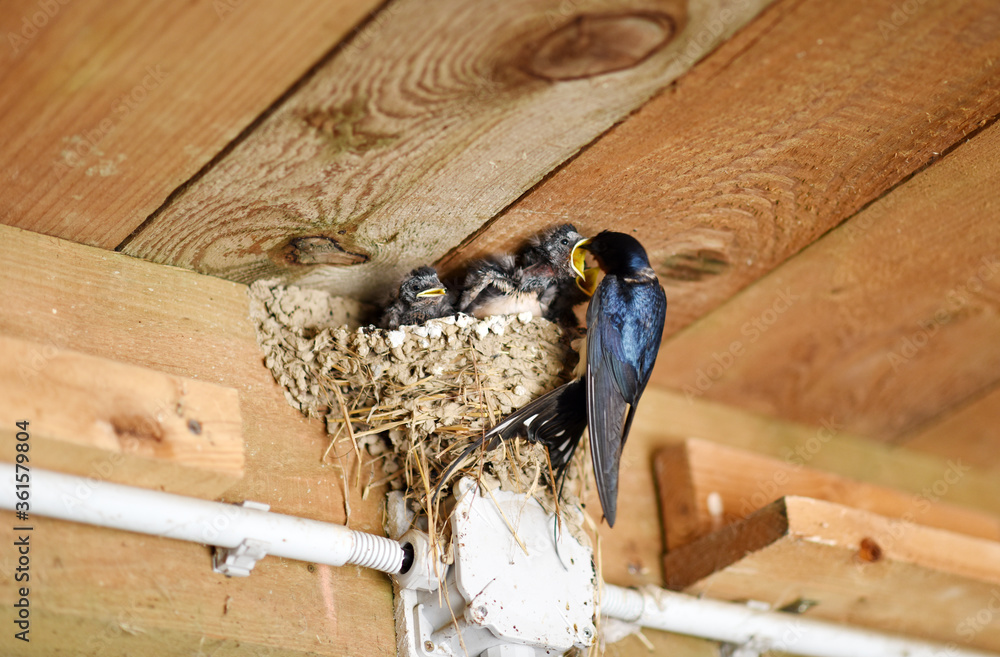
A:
[459, 224, 589, 326]
[437, 231, 665, 527]
[378, 266, 454, 329]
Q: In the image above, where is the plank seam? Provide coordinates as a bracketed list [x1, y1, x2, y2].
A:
[114, 0, 397, 253]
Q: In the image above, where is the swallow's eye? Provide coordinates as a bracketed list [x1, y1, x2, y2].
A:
[560, 238, 569, 245]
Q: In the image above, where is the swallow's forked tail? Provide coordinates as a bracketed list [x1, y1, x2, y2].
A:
[434, 379, 588, 502]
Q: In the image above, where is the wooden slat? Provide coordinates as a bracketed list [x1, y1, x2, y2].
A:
[900, 384, 1000, 470]
[441, 0, 1000, 354]
[664, 496, 1000, 651]
[651, 120, 1000, 442]
[120, 0, 772, 296]
[632, 387, 1000, 517]
[0, 335, 243, 498]
[0, 225, 392, 656]
[655, 438, 1000, 551]
[0, 0, 381, 248]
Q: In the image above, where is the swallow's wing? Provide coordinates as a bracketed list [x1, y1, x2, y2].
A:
[585, 278, 667, 526]
[614, 283, 666, 445]
[585, 279, 631, 527]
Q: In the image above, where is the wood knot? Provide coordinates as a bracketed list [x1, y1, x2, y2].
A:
[300, 99, 397, 154]
[110, 414, 165, 448]
[525, 13, 675, 80]
[661, 249, 730, 282]
[284, 236, 369, 266]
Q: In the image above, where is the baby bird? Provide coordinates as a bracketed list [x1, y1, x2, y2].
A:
[457, 254, 527, 318]
[378, 266, 454, 329]
[459, 224, 589, 326]
[519, 223, 592, 326]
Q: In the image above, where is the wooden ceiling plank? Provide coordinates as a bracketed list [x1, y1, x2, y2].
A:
[119, 0, 774, 297]
[655, 438, 1000, 551]
[0, 224, 393, 655]
[0, 335, 244, 499]
[442, 0, 1000, 342]
[664, 496, 1000, 651]
[0, 0, 383, 249]
[653, 120, 1000, 441]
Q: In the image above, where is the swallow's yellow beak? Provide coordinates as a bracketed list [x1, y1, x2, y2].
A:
[416, 288, 447, 298]
[576, 267, 600, 296]
[571, 238, 591, 279]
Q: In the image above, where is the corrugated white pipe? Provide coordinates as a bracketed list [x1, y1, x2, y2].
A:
[1, 465, 407, 574]
[602, 583, 996, 657]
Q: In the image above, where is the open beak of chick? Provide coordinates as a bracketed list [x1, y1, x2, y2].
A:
[416, 287, 448, 298]
[571, 238, 600, 297]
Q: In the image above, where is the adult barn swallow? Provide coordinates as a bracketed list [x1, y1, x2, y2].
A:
[439, 231, 666, 526]
[577, 231, 666, 526]
[378, 266, 454, 329]
[459, 224, 590, 326]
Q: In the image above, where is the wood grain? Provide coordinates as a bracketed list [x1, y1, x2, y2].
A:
[664, 496, 1000, 651]
[0, 335, 244, 498]
[0, 225, 392, 656]
[442, 0, 1000, 344]
[120, 0, 772, 298]
[652, 121, 1000, 440]
[0, 0, 381, 248]
[655, 438, 1000, 550]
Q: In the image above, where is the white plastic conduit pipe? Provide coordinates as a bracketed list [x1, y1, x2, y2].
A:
[2, 465, 410, 574]
[602, 583, 997, 657]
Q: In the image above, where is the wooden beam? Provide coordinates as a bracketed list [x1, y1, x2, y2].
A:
[651, 119, 1000, 443]
[0, 335, 243, 498]
[0, 0, 381, 248]
[899, 384, 1000, 470]
[442, 0, 1000, 357]
[655, 438, 1000, 551]
[0, 225, 393, 656]
[632, 387, 1000, 517]
[120, 0, 772, 297]
[664, 496, 1000, 652]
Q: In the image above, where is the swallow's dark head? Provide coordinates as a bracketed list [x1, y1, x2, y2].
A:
[572, 231, 655, 294]
[583, 231, 653, 272]
[398, 266, 448, 303]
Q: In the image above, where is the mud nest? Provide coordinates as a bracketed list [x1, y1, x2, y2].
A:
[248, 280, 589, 533]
